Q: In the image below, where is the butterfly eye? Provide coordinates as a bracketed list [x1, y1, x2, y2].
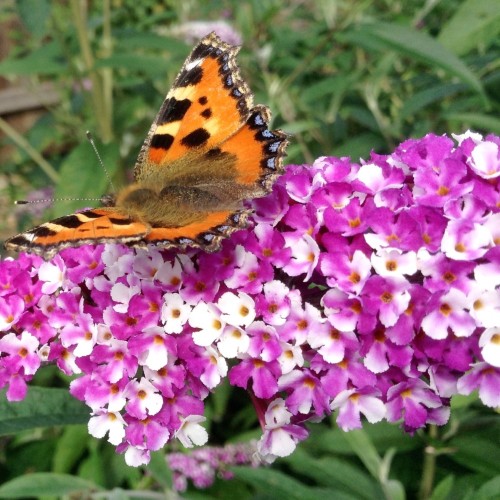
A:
[100, 194, 116, 207]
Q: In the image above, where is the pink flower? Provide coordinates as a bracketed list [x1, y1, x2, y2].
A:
[1, 131, 498, 467]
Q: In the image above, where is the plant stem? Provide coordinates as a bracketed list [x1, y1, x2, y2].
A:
[100, 0, 113, 138]
[419, 425, 437, 500]
[69, 0, 113, 143]
[0, 117, 59, 183]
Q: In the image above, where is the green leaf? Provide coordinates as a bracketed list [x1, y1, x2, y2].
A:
[0, 473, 102, 498]
[52, 425, 90, 473]
[95, 54, 171, 75]
[78, 446, 108, 487]
[399, 83, 465, 120]
[344, 22, 485, 98]
[232, 466, 327, 500]
[384, 479, 406, 500]
[475, 476, 500, 500]
[342, 429, 381, 479]
[0, 41, 66, 76]
[335, 132, 386, 158]
[285, 450, 382, 499]
[114, 31, 186, 52]
[442, 113, 500, 134]
[449, 435, 500, 476]
[438, 0, 500, 55]
[16, 0, 52, 39]
[431, 475, 455, 500]
[210, 378, 232, 421]
[147, 450, 173, 489]
[0, 387, 89, 435]
[53, 141, 121, 216]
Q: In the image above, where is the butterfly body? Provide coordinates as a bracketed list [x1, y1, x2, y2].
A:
[5, 33, 288, 258]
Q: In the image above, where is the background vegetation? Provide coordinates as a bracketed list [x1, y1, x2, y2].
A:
[0, 0, 499, 498]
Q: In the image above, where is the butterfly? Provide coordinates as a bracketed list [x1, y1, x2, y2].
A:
[5, 32, 289, 259]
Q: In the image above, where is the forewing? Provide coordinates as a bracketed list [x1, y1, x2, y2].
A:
[134, 32, 253, 181]
[4, 208, 149, 258]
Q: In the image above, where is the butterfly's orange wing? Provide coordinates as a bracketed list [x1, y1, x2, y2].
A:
[4, 209, 149, 257]
[5, 32, 289, 258]
[142, 105, 289, 249]
[134, 32, 253, 177]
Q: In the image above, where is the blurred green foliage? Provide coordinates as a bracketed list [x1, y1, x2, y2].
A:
[0, 0, 499, 498]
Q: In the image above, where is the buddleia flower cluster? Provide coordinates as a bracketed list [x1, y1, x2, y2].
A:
[0, 131, 499, 467]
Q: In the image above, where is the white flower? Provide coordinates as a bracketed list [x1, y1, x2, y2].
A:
[175, 415, 208, 448]
[479, 328, 500, 367]
[161, 293, 191, 333]
[371, 248, 417, 278]
[217, 325, 250, 358]
[38, 257, 66, 294]
[218, 291, 256, 327]
[88, 412, 126, 445]
[189, 301, 225, 346]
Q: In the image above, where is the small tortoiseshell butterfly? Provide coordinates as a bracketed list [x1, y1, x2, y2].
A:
[5, 32, 288, 258]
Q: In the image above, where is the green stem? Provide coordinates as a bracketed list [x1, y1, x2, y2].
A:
[0, 117, 59, 183]
[419, 425, 437, 500]
[100, 0, 113, 138]
[69, 0, 112, 142]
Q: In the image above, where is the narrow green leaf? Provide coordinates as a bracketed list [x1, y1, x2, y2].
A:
[0, 473, 102, 498]
[385, 479, 406, 500]
[335, 133, 387, 158]
[0, 387, 89, 435]
[95, 54, 171, 75]
[0, 42, 66, 76]
[475, 476, 500, 500]
[52, 425, 90, 473]
[399, 83, 465, 119]
[78, 447, 108, 487]
[114, 31, 186, 52]
[431, 475, 455, 500]
[438, 0, 500, 55]
[16, 0, 52, 39]
[449, 436, 500, 476]
[343, 429, 381, 479]
[442, 113, 500, 134]
[285, 450, 381, 500]
[147, 450, 173, 489]
[232, 466, 324, 500]
[345, 22, 485, 97]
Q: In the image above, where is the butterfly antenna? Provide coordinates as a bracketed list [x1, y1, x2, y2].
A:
[15, 197, 104, 205]
[86, 131, 116, 192]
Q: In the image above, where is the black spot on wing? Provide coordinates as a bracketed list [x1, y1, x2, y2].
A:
[109, 217, 134, 225]
[176, 65, 203, 87]
[206, 147, 222, 157]
[159, 98, 191, 123]
[82, 210, 106, 219]
[36, 226, 58, 237]
[181, 128, 210, 148]
[204, 147, 231, 161]
[55, 215, 83, 229]
[200, 108, 212, 119]
[8, 235, 32, 246]
[151, 134, 174, 151]
[191, 41, 221, 61]
[198, 96, 208, 105]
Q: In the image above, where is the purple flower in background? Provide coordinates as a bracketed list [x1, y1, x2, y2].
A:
[170, 21, 242, 45]
[1, 131, 499, 467]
